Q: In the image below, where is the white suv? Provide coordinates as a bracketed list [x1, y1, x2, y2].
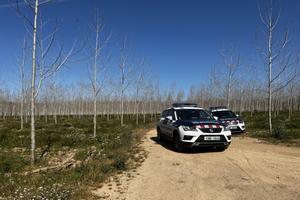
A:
[210, 107, 246, 133]
[156, 103, 231, 152]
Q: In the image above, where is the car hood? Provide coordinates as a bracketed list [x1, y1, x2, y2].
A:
[219, 117, 238, 121]
[173, 119, 221, 127]
[218, 118, 243, 125]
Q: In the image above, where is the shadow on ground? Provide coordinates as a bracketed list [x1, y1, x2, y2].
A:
[150, 136, 226, 154]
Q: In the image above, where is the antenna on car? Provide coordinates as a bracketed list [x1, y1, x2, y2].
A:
[172, 103, 198, 107]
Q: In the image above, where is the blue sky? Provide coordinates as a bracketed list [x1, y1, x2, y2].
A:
[0, 0, 300, 92]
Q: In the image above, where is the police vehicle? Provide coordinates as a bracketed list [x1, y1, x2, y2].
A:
[209, 106, 246, 133]
[156, 103, 231, 152]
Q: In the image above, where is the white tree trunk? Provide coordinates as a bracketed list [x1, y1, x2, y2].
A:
[30, 0, 39, 165]
[268, 16, 273, 135]
[19, 38, 26, 130]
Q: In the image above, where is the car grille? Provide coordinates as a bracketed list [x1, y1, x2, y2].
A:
[223, 120, 238, 125]
[231, 126, 242, 133]
[200, 128, 222, 133]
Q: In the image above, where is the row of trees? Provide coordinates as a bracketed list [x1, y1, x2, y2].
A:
[1, 72, 299, 120]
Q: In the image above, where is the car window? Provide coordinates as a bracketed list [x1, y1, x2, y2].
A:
[161, 110, 168, 118]
[169, 109, 175, 120]
[212, 110, 236, 119]
[176, 109, 214, 121]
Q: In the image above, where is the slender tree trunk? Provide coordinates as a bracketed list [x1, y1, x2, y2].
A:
[54, 109, 57, 124]
[44, 102, 47, 124]
[288, 96, 292, 120]
[239, 88, 243, 115]
[135, 100, 139, 125]
[30, 0, 39, 165]
[119, 38, 127, 126]
[120, 68, 125, 126]
[93, 20, 100, 137]
[93, 94, 97, 137]
[25, 104, 29, 123]
[135, 87, 139, 125]
[226, 77, 231, 108]
[19, 39, 26, 130]
[20, 96, 24, 129]
[150, 100, 153, 122]
[121, 87, 124, 126]
[267, 17, 273, 135]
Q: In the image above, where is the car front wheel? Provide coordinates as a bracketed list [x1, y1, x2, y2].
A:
[216, 146, 228, 151]
[173, 134, 184, 152]
[157, 128, 162, 141]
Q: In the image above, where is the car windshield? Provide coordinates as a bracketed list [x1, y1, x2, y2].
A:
[176, 109, 214, 121]
[212, 110, 236, 119]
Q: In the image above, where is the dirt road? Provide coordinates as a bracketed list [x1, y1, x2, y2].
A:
[93, 129, 300, 200]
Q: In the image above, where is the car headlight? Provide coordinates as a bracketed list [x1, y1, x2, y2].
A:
[224, 126, 231, 131]
[182, 125, 197, 131]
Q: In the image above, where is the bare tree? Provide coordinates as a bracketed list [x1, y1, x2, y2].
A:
[134, 67, 145, 125]
[187, 85, 196, 102]
[220, 44, 241, 108]
[87, 12, 110, 137]
[92, 19, 100, 138]
[257, 0, 298, 134]
[16, 0, 78, 164]
[287, 79, 297, 120]
[176, 89, 185, 102]
[29, 0, 39, 165]
[119, 37, 132, 126]
[208, 65, 222, 106]
[19, 38, 27, 130]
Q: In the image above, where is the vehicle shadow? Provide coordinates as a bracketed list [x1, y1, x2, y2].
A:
[231, 131, 246, 137]
[150, 137, 225, 154]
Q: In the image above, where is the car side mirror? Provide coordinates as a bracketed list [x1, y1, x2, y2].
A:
[213, 116, 218, 120]
[166, 116, 173, 121]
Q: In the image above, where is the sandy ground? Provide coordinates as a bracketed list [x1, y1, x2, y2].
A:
[92, 129, 300, 200]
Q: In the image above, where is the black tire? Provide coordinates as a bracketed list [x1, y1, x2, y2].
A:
[216, 146, 228, 152]
[157, 128, 162, 141]
[173, 133, 184, 152]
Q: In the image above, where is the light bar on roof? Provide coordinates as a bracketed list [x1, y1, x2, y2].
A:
[172, 103, 198, 107]
[209, 106, 228, 111]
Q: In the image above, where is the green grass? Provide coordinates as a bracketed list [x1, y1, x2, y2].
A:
[0, 115, 155, 199]
[239, 111, 300, 145]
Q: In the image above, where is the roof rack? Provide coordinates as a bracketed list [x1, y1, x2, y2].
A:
[172, 103, 198, 108]
[209, 106, 228, 111]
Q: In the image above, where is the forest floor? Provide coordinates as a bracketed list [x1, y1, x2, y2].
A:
[92, 129, 300, 200]
[242, 111, 300, 147]
[0, 116, 154, 199]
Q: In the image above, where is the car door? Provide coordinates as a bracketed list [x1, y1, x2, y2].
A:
[164, 109, 176, 139]
[159, 110, 168, 136]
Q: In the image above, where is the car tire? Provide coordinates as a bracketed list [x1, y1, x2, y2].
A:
[216, 146, 228, 152]
[157, 128, 162, 141]
[173, 134, 184, 152]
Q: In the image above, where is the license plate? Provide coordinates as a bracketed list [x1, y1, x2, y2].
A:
[204, 136, 220, 141]
[230, 126, 238, 129]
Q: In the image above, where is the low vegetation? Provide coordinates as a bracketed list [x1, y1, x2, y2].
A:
[1, 112, 299, 199]
[241, 111, 300, 146]
[0, 115, 154, 199]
